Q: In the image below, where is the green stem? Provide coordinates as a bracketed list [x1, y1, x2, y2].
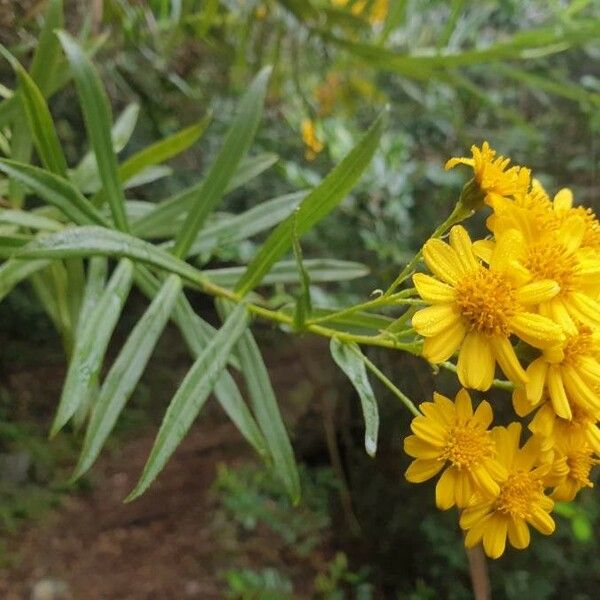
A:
[349, 345, 420, 417]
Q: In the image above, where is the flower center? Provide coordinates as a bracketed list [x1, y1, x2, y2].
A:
[562, 326, 594, 365]
[494, 471, 543, 519]
[566, 451, 597, 487]
[440, 425, 494, 469]
[455, 269, 517, 336]
[523, 242, 578, 294]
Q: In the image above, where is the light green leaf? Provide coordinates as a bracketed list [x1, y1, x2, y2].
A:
[51, 259, 134, 436]
[17, 225, 206, 288]
[205, 259, 369, 287]
[0, 258, 51, 302]
[291, 211, 311, 331]
[172, 67, 271, 257]
[330, 339, 378, 457]
[73, 274, 182, 479]
[130, 153, 279, 238]
[57, 31, 129, 231]
[234, 317, 300, 502]
[0, 209, 63, 231]
[0, 46, 68, 176]
[126, 303, 249, 501]
[187, 191, 305, 258]
[235, 109, 385, 296]
[0, 160, 110, 227]
[119, 115, 211, 183]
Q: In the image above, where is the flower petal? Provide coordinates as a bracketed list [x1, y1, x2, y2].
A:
[422, 319, 467, 363]
[525, 358, 548, 405]
[457, 332, 495, 391]
[527, 506, 555, 535]
[449, 226, 478, 272]
[411, 416, 447, 446]
[517, 280, 560, 305]
[435, 467, 457, 510]
[508, 312, 565, 350]
[491, 336, 528, 385]
[404, 458, 444, 483]
[412, 304, 461, 337]
[568, 292, 600, 328]
[547, 366, 572, 420]
[473, 400, 493, 429]
[422, 238, 465, 285]
[507, 517, 530, 550]
[412, 273, 456, 304]
[403, 435, 441, 459]
[455, 388, 474, 421]
[483, 514, 508, 559]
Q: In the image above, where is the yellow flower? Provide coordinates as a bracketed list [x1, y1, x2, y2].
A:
[490, 204, 600, 334]
[460, 423, 555, 559]
[301, 118, 324, 161]
[546, 438, 598, 502]
[369, 0, 388, 24]
[513, 390, 600, 455]
[445, 142, 530, 206]
[315, 72, 342, 117]
[404, 389, 506, 509]
[521, 324, 600, 419]
[412, 225, 564, 390]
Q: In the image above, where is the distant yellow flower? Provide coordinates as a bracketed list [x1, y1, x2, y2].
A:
[301, 118, 324, 161]
[315, 72, 342, 117]
[404, 389, 506, 509]
[445, 142, 530, 207]
[460, 423, 554, 559]
[521, 324, 600, 420]
[513, 390, 600, 455]
[412, 225, 564, 390]
[369, 0, 388, 24]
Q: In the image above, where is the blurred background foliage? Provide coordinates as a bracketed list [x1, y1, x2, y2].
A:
[1, 0, 599, 598]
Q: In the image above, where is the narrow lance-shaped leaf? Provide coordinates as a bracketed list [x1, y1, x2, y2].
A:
[131, 153, 279, 238]
[330, 339, 379, 457]
[171, 67, 271, 258]
[51, 259, 134, 436]
[0, 160, 110, 227]
[0, 209, 62, 231]
[0, 45, 68, 176]
[235, 108, 386, 296]
[126, 303, 249, 501]
[73, 274, 182, 479]
[17, 225, 207, 289]
[234, 315, 301, 502]
[0, 258, 51, 303]
[57, 31, 129, 231]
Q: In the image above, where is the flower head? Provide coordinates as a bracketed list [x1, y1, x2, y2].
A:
[412, 225, 565, 390]
[460, 423, 554, 559]
[404, 389, 506, 509]
[521, 324, 600, 419]
[445, 142, 530, 206]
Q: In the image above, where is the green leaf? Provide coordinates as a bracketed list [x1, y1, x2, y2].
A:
[187, 191, 305, 258]
[0, 209, 63, 231]
[119, 115, 211, 183]
[205, 259, 369, 287]
[235, 109, 385, 296]
[0, 258, 50, 302]
[29, 0, 64, 96]
[234, 317, 300, 502]
[0, 160, 110, 227]
[57, 31, 129, 231]
[330, 339, 378, 457]
[73, 274, 182, 479]
[76, 257, 108, 335]
[291, 212, 311, 331]
[0, 46, 68, 176]
[17, 225, 207, 288]
[130, 153, 279, 238]
[51, 259, 134, 436]
[171, 67, 271, 257]
[126, 303, 249, 501]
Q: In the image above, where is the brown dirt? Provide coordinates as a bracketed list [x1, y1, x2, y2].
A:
[0, 331, 339, 600]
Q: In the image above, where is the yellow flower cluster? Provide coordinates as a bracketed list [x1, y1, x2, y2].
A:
[405, 143, 600, 558]
[301, 118, 324, 161]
